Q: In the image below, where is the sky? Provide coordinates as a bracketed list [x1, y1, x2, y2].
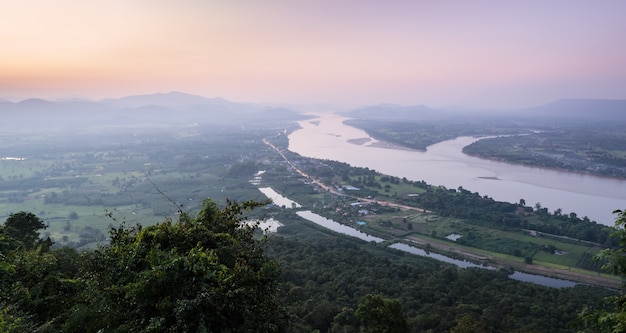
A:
[1, 0, 625, 108]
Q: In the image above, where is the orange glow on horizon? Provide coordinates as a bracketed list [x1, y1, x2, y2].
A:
[1, 1, 625, 107]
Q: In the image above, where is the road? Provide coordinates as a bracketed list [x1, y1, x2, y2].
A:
[263, 137, 619, 288]
[263, 137, 424, 212]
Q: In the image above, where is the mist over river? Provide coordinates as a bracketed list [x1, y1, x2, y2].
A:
[288, 114, 626, 226]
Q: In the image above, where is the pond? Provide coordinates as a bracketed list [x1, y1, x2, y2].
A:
[245, 218, 283, 234]
[258, 187, 302, 208]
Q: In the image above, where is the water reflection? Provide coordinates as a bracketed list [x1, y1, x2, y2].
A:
[288, 115, 626, 225]
[296, 210, 384, 243]
[389, 242, 577, 288]
[509, 271, 577, 288]
[389, 243, 491, 269]
[258, 187, 302, 208]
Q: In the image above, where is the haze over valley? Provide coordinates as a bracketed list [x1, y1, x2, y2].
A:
[2, 1, 626, 332]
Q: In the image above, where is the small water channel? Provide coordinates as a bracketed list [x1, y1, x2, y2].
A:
[260, 187, 579, 288]
[389, 243, 491, 269]
[390, 242, 577, 288]
[509, 271, 577, 288]
[296, 210, 384, 243]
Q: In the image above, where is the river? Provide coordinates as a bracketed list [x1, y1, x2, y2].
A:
[288, 114, 626, 226]
[296, 210, 384, 243]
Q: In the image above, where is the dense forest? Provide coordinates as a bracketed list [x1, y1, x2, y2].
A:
[268, 232, 614, 332]
[2, 202, 623, 332]
[0, 201, 287, 332]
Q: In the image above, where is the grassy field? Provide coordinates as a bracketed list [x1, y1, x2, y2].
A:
[0, 128, 280, 247]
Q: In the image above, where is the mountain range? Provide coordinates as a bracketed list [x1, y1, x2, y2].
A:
[342, 98, 626, 122]
[0, 92, 307, 129]
[2, 92, 625, 129]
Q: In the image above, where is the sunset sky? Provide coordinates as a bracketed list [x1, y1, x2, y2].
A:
[1, 0, 625, 108]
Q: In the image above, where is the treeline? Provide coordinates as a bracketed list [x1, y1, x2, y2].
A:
[401, 185, 614, 246]
[463, 128, 626, 179]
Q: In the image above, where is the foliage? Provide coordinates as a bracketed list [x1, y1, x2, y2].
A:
[1, 204, 619, 332]
[1, 200, 287, 332]
[1, 211, 51, 250]
[356, 294, 408, 333]
[579, 209, 626, 332]
[267, 234, 612, 332]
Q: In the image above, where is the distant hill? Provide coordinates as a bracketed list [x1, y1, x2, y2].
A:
[513, 99, 626, 121]
[4, 93, 623, 130]
[101, 91, 251, 111]
[341, 99, 626, 123]
[342, 104, 447, 121]
[102, 91, 214, 107]
[0, 92, 308, 130]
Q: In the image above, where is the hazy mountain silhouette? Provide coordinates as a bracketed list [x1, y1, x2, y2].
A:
[343, 104, 444, 121]
[0, 92, 307, 130]
[342, 99, 626, 123]
[514, 99, 626, 121]
[3, 93, 624, 130]
[102, 92, 222, 108]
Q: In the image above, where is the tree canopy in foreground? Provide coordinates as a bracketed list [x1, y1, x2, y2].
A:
[0, 199, 287, 332]
[579, 209, 626, 332]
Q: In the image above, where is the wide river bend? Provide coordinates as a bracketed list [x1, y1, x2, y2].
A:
[288, 114, 626, 226]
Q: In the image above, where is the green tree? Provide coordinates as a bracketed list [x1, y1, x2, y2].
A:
[330, 307, 358, 333]
[450, 314, 491, 333]
[64, 198, 286, 333]
[2, 212, 51, 250]
[1, 214, 80, 332]
[356, 294, 408, 333]
[579, 209, 626, 332]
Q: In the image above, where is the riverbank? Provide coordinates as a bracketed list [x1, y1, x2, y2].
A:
[367, 140, 424, 152]
[347, 136, 425, 152]
[289, 114, 626, 226]
[405, 234, 620, 289]
[464, 150, 626, 182]
[269, 131, 623, 288]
